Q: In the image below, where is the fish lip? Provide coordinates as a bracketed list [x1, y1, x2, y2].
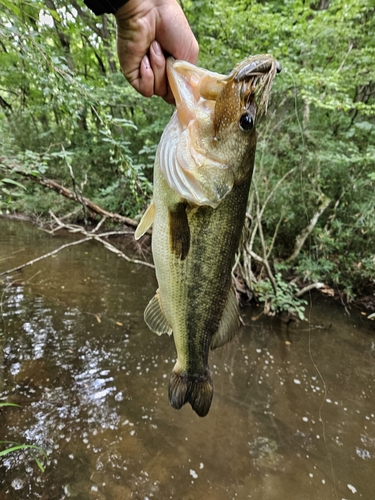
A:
[232, 56, 281, 82]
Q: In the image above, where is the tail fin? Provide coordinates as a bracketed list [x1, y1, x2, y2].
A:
[168, 370, 213, 417]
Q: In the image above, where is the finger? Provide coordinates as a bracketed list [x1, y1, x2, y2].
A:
[157, 3, 199, 65]
[136, 54, 155, 97]
[116, 16, 156, 97]
[149, 41, 167, 97]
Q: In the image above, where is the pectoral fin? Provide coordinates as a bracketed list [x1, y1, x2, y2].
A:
[144, 291, 172, 336]
[211, 287, 240, 350]
[135, 202, 155, 240]
[169, 202, 190, 260]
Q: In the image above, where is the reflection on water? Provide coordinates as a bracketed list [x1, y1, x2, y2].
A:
[0, 218, 374, 499]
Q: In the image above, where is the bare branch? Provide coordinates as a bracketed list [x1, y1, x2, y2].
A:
[254, 185, 278, 294]
[247, 249, 277, 294]
[63, 147, 88, 228]
[49, 212, 154, 268]
[92, 234, 154, 268]
[287, 196, 331, 261]
[0, 219, 154, 277]
[295, 282, 326, 297]
[266, 210, 284, 259]
[0, 157, 140, 229]
[0, 238, 92, 277]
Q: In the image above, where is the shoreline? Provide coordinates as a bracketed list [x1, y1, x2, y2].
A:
[1, 212, 374, 316]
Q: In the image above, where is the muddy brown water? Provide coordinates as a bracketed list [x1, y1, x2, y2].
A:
[0, 218, 374, 500]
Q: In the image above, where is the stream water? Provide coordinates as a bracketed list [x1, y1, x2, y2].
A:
[0, 218, 374, 500]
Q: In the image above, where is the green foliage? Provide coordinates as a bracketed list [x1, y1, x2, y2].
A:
[0, 0, 374, 303]
[0, 178, 27, 211]
[0, 442, 47, 472]
[0, 0, 162, 216]
[185, 0, 374, 301]
[253, 274, 308, 320]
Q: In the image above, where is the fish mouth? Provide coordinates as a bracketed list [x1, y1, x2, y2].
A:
[232, 57, 282, 82]
[226, 54, 281, 115]
[166, 53, 280, 121]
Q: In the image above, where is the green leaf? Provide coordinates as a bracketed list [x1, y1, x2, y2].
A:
[1, 178, 27, 190]
[34, 456, 45, 473]
[0, 0, 21, 17]
[46, 8, 61, 22]
[0, 444, 43, 457]
[355, 121, 374, 132]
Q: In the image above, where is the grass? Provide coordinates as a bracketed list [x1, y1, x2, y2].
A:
[0, 402, 47, 472]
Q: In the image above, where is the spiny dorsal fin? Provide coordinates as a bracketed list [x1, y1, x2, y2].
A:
[144, 291, 172, 336]
[210, 287, 240, 350]
[135, 202, 155, 240]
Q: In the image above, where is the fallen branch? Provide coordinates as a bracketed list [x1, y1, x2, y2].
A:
[0, 214, 155, 277]
[247, 249, 277, 294]
[0, 157, 139, 229]
[49, 211, 155, 268]
[0, 238, 92, 277]
[295, 282, 325, 297]
[287, 196, 331, 261]
[92, 234, 154, 268]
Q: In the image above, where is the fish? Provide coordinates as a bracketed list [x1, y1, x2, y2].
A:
[135, 54, 279, 417]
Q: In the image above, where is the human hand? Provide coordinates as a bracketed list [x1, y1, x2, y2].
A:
[115, 0, 199, 104]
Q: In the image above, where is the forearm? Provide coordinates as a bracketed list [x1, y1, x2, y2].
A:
[83, 0, 128, 16]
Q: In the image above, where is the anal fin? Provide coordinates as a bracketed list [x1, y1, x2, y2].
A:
[135, 202, 155, 240]
[210, 287, 240, 350]
[144, 290, 172, 336]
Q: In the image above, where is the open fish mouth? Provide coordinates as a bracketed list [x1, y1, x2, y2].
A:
[225, 54, 281, 114]
[233, 57, 282, 82]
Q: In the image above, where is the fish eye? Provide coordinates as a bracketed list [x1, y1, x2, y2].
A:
[239, 113, 254, 132]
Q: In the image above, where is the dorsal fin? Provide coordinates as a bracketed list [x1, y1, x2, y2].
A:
[144, 291, 173, 336]
[211, 287, 240, 350]
[135, 202, 155, 240]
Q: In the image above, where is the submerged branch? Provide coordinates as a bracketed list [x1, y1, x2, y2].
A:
[0, 238, 92, 277]
[0, 215, 154, 277]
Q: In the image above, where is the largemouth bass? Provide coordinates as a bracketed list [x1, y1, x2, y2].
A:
[136, 54, 279, 417]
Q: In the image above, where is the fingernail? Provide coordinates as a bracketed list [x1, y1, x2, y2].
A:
[143, 54, 151, 70]
[152, 41, 162, 56]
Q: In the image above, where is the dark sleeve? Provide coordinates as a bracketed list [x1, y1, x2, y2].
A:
[83, 0, 128, 15]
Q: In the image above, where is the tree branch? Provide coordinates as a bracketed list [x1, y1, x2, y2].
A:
[0, 238, 92, 277]
[295, 282, 325, 297]
[253, 184, 278, 294]
[0, 157, 140, 229]
[287, 196, 331, 261]
[48, 211, 155, 269]
[0, 215, 154, 277]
